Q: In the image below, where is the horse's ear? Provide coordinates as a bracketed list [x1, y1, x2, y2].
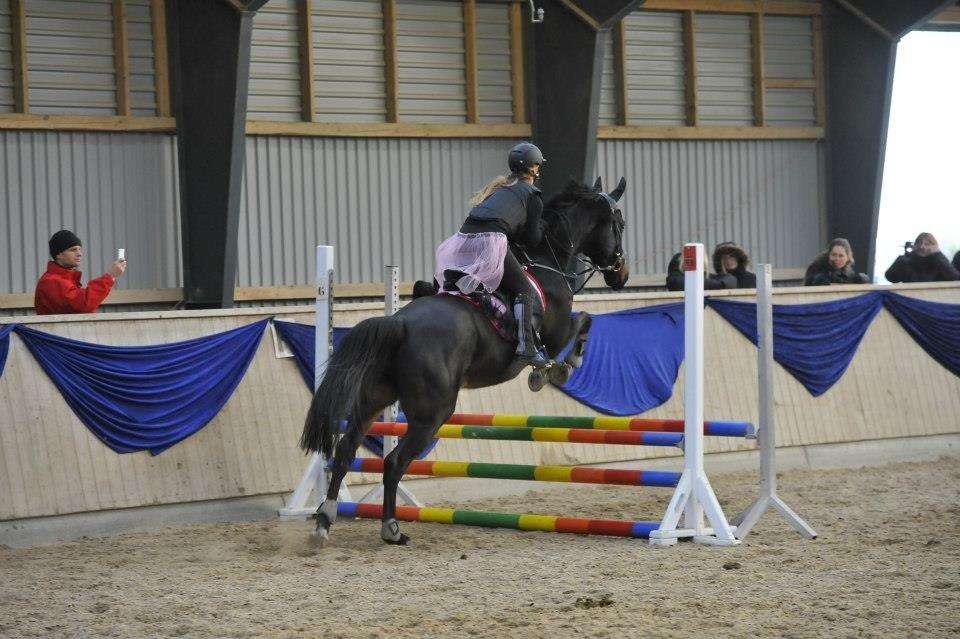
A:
[592, 176, 603, 192]
[609, 177, 627, 202]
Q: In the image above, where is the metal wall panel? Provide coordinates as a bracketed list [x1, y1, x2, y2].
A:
[396, 0, 466, 123]
[0, 2, 13, 113]
[127, 0, 157, 116]
[475, 1, 512, 123]
[26, 0, 117, 115]
[596, 139, 823, 274]
[0, 131, 181, 295]
[623, 10, 686, 126]
[695, 13, 754, 126]
[763, 15, 815, 126]
[763, 15, 814, 78]
[312, 0, 386, 123]
[237, 136, 511, 286]
[598, 27, 617, 125]
[249, 0, 301, 122]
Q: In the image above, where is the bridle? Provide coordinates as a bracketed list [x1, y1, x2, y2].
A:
[519, 192, 626, 295]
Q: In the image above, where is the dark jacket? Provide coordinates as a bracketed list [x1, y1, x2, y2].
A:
[461, 180, 544, 248]
[884, 251, 960, 283]
[953, 251, 960, 274]
[711, 243, 756, 289]
[34, 261, 115, 315]
[665, 253, 736, 291]
[804, 253, 871, 286]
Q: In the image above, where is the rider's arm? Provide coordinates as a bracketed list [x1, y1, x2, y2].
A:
[522, 194, 544, 248]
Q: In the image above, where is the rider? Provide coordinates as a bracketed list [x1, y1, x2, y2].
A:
[434, 142, 550, 369]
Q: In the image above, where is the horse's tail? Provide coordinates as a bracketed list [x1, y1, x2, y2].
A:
[300, 316, 405, 458]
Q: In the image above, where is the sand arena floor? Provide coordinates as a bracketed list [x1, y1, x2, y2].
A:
[1, 457, 959, 639]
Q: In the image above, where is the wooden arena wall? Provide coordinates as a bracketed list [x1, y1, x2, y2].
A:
[1, 282, 958, 522]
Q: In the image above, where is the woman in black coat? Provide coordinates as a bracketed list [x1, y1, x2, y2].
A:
[711, 242, 756, 289]
[665, 252, 736, 291]
[804, 238, 870, 286]
[884, 232, 960, 283]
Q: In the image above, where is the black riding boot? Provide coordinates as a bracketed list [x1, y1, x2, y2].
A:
[514, 293, 549, 369]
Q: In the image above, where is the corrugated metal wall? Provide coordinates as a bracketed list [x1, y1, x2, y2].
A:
[237, 136, 510, 287]
[596, 138, 823, 273]
[475, 1, 512, 123]
[598, 28, 617, 125]
[248, 0, 301, 122]
[0, 131, 181, 294]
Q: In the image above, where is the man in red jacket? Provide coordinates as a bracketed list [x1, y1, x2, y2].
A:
[34, 230, 127, 315]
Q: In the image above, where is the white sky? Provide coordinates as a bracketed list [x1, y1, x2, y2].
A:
[875, 30, 960, 279]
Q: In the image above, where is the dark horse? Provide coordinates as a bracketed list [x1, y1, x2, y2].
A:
[301, 177, 630, 544]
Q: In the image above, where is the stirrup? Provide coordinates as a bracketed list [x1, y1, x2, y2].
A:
[517, 350, 551, 370]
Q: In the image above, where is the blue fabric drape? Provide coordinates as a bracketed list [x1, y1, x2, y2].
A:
[707, 293, 885, 396]
[0, 324, 13, 378]
[560, 304, 685, 415]
[14, 320, 269, 455]
[883, 292, 960, 377]
[271, 320, 437, 459]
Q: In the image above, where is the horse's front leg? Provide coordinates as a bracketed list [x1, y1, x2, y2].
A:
[564, 311, 592, 368]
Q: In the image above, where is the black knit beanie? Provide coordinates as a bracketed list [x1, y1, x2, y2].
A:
[49, 230, 82, 259]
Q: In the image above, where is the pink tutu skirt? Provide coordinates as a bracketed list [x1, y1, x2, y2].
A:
[434, 232, 508, 294]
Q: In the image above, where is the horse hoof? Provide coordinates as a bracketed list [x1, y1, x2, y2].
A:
[548, 363, 572, 386]
[528, 369, 546, 392]
[310, 528, 329, 546]
[383, 533, 411, 546]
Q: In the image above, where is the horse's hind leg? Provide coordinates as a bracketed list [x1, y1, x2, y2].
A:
[380, 408, 452, 545]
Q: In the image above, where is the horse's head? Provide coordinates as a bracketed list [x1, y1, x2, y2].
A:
[543, 177, 629, 291]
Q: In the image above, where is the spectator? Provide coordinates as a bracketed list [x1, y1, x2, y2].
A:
[953, 250, 960, 274]
[712, 242, 756, 289]
[34, 230, 127, 315]
[884, 232, 959, 283]
[665, 252, 735, 291]
[804, 238, 870, 286]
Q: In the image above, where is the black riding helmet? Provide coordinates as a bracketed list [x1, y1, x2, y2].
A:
[508, 142, 546, 174]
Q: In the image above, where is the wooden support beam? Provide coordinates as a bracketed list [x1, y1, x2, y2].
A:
[765, 77, 816, 89]
[0, 114, 176, 132]
[298, 0, 316, 122]
[641, 1, 820, 15]
[509, 1, 526, 123]
[113, 0, 131, 116]
[11, 0, 28, 113]
[752, 12, 765, 126]
[151, 0, 170, 116]
[614, 19, 628, 126]
[598, 125, 823, 139]
[383, 0, 399, 123]
[812, 14, 825, 127]
[682, 10, 698, 127]
[464, 0, 479, 123]
[245, 120, 531, 138]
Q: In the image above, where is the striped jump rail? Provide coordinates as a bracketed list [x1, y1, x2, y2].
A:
[337, 502, 660, 539]
[445, 413, 756, 438]
[345, 458, 681, 487]
[368, 422, 683, 447]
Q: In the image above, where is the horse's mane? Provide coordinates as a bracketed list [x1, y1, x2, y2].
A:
[543, 180, 595, 216]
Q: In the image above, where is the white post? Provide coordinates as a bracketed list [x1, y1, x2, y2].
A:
[279, 246, 350, 518]
[358, 266, 422, 506]
[732, 264, 817, 539]
[649, 243, 739, 546]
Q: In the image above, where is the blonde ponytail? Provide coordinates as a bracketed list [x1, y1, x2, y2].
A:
[468, 173, 523, 207]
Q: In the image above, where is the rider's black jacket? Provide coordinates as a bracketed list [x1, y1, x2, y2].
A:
[460, 180, 544, 248]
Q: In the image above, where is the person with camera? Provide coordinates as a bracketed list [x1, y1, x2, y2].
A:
[884, 232, 959, 283]
[34, 230, 127, 315]
[804, 238, 870, 286]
